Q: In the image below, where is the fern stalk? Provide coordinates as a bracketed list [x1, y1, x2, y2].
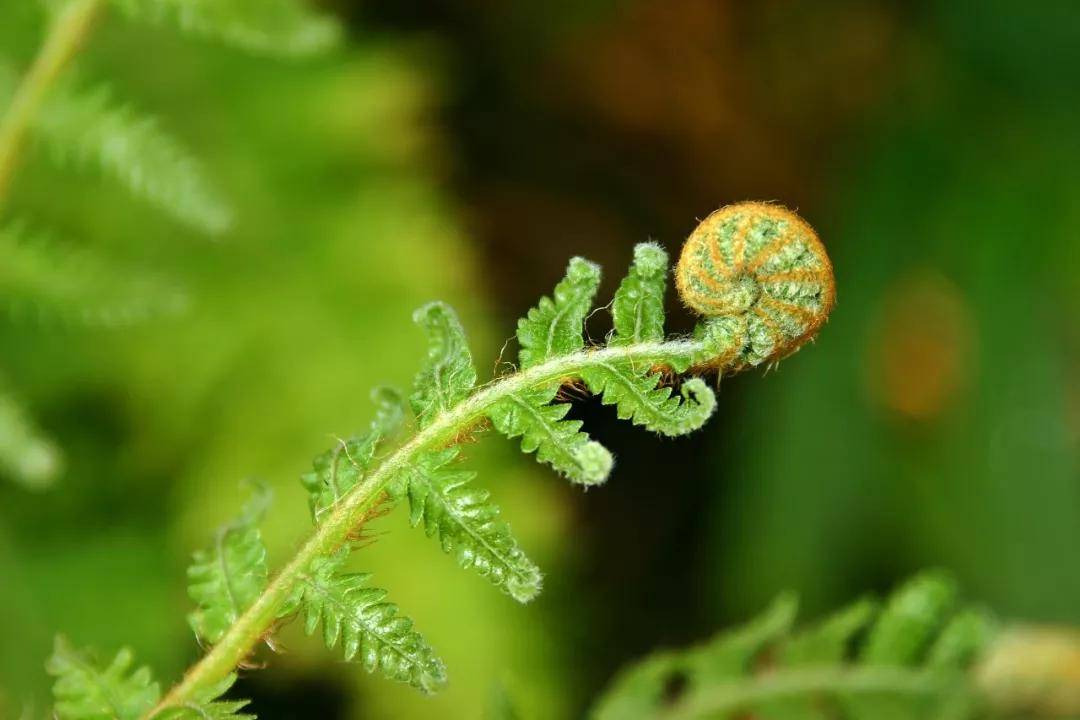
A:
[151, 338, 708, 715]
[0, 0, 105, 210]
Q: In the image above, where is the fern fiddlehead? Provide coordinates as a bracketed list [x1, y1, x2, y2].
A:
[677, 201, 836, 371]
[48, 204, 837, 718]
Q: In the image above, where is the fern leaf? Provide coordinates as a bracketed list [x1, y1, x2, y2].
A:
[0, 387, 62, 488]
[279, 549, 446, 693]
[46, 637, 160, 720]
[516, 257, 600, 369]
[111, 0, 342, 57]
[300, 387, 406, 524]
[387, 447, 542, 602]
[0, 222, 187, 326]
[153, 674, 253, 720]
[410, 302, 477, 427]
[187, 482, 271, 645]
[611, 243, 668, 346]
[591, 572, 994, 720]
[35, 83, 231, 234]
[488, 384, 613, 486]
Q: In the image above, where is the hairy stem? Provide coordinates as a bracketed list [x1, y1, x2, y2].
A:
[662, 668, 950, 719]
[0, 0, 104, 212]
[149, 338, 705, 716]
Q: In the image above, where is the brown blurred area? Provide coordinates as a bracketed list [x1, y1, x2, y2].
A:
[339, 0, 907, 314]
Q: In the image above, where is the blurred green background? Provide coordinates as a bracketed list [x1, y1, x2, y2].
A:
[1, 0, 1078, 718]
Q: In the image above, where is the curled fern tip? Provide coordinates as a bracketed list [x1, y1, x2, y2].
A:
[676, 202, 836, 371]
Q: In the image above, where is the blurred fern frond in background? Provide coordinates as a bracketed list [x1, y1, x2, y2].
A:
[592, 572, 1080, 720]
[0, 0, 340, 488]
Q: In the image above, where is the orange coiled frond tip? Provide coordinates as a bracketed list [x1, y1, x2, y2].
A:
[675, 202, 836, 371]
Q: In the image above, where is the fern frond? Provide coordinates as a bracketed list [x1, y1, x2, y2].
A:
[124, 208, 843, 709]
[0, 386, 61, 488]
[152, 674, 253, 720]
[279, 549, 446, 693]
[591, 573, 994, 720]
[111, 0, 341, 57]
[300, 387, 405, 524]
[610, 242, 668, 346]
[488, 383, 613, 486]
[387, 447, 542, 603]
[410, 302, 477, 427]
[516, 256, 601, 369]
[46, 637, 160, 720]
[36, 83, 231, 234]
[0, 222, 186, 325]
[187, 482, 271, 645]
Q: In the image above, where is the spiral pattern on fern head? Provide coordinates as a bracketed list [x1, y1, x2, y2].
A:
[675, 202, 836, 370]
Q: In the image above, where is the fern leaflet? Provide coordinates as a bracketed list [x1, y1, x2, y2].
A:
[278, 548, 446, 693]
[516, 256, 600, 369]
[488, 383, 613, 486]
[610, 242, 668, 345]
[187, 482, 271, 645]
[410, 302, 477, 427]
[386, 446, 543, 602]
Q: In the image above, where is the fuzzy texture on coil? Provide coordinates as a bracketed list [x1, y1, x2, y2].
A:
[675, 202, 836, 370]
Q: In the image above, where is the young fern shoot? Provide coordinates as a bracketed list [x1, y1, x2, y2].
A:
[46, 203, 837, 719]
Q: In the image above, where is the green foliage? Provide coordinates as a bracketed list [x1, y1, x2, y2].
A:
[410, 302, 477, 427]
[300, 388, 406, 524]
[187, 482, 271, 645]
[110, 0, 341, 57]
[0, 0, 343, 493]
[387, 446, 543, 602]
[46, 637, 159, 720]
[591, 572, 996, 720]
[279, 548, 446, 694]
[36, 82, 231, 234]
